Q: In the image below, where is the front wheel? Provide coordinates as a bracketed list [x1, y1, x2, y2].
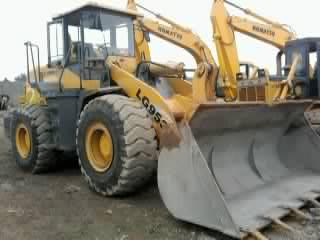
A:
[76, 95, 158, 196]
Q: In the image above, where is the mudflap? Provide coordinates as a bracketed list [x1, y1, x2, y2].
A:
[158, 101, 320, 239]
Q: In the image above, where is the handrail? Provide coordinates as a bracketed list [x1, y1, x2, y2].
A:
[24, 42, 41, 93]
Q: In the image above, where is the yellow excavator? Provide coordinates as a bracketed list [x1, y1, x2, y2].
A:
[3, 1, 320, 239]
[212, 0, 320, 102]
[212, 0, 298, 102]
[212, 0, 320, 135]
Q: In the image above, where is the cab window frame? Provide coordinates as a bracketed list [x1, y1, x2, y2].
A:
[47, 19, 65, 67]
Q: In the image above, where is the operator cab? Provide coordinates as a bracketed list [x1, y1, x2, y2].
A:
[277, 38, 320, 98]
[26, 3, 140, 91]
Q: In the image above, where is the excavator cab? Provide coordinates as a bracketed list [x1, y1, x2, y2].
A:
[278, 38, 320, 131]
[276, 38, 320, 98]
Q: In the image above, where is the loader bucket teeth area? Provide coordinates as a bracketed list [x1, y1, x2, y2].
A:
[158, 101, 320, 239]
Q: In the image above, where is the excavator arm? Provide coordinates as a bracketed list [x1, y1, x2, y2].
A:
[224, 0, 295, 49]
[230, 16, 294, 49]
[128, 0, 216, 66]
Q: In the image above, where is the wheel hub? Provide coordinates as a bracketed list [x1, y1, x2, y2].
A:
[15, 123, 31, 159]
[85, 122, 113, 172]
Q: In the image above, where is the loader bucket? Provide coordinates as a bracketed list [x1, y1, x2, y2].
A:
[158, 101, 320, 239]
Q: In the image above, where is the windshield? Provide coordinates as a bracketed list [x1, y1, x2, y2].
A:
[82, 11, 134, 58]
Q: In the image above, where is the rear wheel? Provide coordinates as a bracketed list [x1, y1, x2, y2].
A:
[10, 105, 56, 173]
[77, 95, 157, 196]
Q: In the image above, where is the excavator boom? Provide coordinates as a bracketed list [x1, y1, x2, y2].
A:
[127, 0, 151, 62]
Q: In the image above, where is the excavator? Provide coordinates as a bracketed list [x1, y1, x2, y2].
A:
[212, 0, 320, 127]
[212, 0, 297, 101]
[3, 1, 320, 239]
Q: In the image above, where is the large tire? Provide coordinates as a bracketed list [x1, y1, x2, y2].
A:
[10, 105, 56, 173]
[77, 95, 158, 196]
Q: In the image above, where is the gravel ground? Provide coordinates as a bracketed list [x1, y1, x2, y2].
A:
[1, 111, 320, 240]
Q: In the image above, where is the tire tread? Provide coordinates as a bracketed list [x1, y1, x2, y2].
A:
[77, 94, 157, 196]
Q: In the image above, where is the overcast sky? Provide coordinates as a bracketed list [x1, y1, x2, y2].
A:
[0, 0, 318, 80]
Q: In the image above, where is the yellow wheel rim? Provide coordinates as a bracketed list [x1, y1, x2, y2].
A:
[85, 122, 113, 172]
[15, 123, 31, 159]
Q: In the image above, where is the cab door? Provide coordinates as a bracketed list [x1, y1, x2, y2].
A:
[47, 19, 65, 66]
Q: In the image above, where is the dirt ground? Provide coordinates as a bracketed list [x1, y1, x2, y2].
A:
[1, 112, 320, 240]
[0, 113, 225, 240]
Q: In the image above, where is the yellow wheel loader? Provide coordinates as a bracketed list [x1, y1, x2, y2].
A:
[3, 2, 320, 239]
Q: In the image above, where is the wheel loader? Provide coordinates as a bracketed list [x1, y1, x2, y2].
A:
[4, 2, 320, 240]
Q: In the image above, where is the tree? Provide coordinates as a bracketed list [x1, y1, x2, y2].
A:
[14, 73, 27, 82]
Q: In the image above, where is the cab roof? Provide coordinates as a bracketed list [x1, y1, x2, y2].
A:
[52, 2, 143, 20]
[286, 38, 320, 51]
